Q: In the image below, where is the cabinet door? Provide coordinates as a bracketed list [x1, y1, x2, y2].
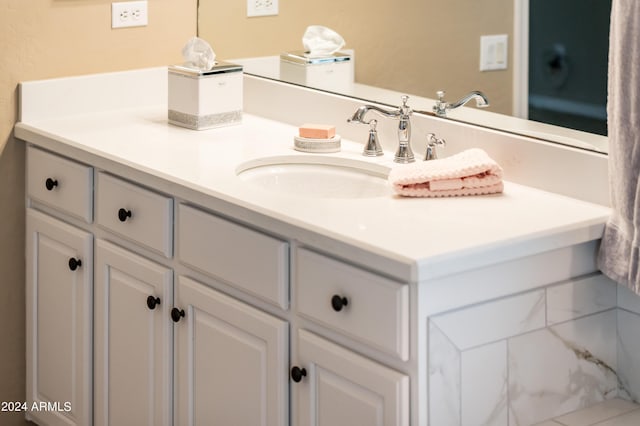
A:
[174, 276, 289, 426]
[94, 239, 173, 426]
[294, 330, 410, 426]
[26, 209, 93, 426]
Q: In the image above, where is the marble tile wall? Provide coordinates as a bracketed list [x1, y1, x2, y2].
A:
[428, 273, 640, 426]
[617, 285, 640, 403]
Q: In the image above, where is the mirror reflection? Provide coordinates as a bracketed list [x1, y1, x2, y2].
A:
[197, 0, 611, 153]
[528, 1, 610, 136]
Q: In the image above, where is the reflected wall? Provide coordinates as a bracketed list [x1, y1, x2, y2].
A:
[198, 0, 514, 115]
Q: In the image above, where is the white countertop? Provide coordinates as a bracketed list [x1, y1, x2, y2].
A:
[15, 103, 611, 282]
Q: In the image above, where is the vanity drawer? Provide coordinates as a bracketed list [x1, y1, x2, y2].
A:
[177, 204, 289, 309]
[27, 146, 93, 223]
[296, 248, 409, 360]
[96, 172, 173, 257]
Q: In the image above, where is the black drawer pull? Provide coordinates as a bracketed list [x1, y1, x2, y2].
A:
[171, 307, 185, 322]
[45, 178, 58, 191]
[68, 257, 82, 271]
[147, 296, 161, 310]
[291, 366, 307, 383]
[118, 208, 132, 222]
[331, 295, 349, 312]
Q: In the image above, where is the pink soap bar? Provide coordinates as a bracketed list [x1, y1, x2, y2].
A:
[299, 124, 336, 139]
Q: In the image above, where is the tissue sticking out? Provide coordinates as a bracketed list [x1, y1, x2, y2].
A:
[181, 36, 216, 71]
[302, 25, 345, 58]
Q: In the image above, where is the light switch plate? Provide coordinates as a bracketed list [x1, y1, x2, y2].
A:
[480, 34, 508, 71]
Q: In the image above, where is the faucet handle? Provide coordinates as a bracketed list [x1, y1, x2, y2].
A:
[425, 133, 446, 161]
[433, 91, 448, 117]
[363, 119, 383, 157]
[398, 95, 413, 120]
[400, 95, 411, 109]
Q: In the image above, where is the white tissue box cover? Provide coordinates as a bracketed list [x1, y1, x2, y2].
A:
[280, 58, 354, 93]
[168, 67, 243, 130]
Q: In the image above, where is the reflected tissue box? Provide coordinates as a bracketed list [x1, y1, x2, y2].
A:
[280, 50, 353, 92]
[168, 61, 243, 130]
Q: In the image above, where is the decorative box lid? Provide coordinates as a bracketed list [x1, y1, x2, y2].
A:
[169, 61, 243, 77]
[280, 50, 351, 65]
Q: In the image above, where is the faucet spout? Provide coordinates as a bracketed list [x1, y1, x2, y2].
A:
[347, 96, 415, 163]
[347, 106, 369, 124]
[433, 90, 490, 117]
[347, 105, 400, 124]
[449, 91, 490, 109]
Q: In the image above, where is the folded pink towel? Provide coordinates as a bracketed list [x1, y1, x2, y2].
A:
[388, 148, 504, 197]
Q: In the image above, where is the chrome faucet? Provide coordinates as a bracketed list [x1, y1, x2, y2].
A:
[347, 96, 415, 163]
[432, 90, 490, 117]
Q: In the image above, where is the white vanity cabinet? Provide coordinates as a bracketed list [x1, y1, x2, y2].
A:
[26, 206, 93, 425]
[292, 329, 410, 426]
[92, 173, 176, 426]
[173, 276, 289, 426]
[25, 145, 410, 426]
[93, 239, 173, 426]
[292, 248, 411, 426]
[18, 69, 618, 426]
[26, 145, 94, 426]
[175, 208, 410, 425]
[176, 203, 290, 309]
[295, 248, 410, 361]
[23, 142, 611, 426]
[26, 144, 93, 223]
[25, 146, 293, 426]
[175, 204, 291, 425]
[95, 172, 173, 258]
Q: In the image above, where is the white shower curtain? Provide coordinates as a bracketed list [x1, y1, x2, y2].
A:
[597, 0, 640, 295]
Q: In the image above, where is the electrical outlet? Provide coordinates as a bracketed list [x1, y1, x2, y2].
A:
[112, 1, 148, 28]
[247, 0, 278, 17]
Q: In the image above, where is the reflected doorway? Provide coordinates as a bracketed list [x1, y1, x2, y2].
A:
[527, 0, 611, 135]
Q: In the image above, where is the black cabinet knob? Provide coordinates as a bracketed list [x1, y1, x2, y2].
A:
[171, 307, 185, 322]
[331, 295, 349, 312]
[68, 257, 82, 271]
[147, 295, 161, 310]
[118, 208, 132, 222]
[45, 178, 58, 191]
[290, 366, 307, 383]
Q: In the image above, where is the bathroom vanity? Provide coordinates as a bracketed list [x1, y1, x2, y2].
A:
[16, 68, 640, 426]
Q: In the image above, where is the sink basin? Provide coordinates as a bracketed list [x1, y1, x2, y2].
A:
[236, 155, 392, 199]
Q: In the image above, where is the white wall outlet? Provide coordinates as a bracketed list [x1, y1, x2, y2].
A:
[247, 0, 279, 17]
[112, 1, 148, 28]
[480, 34, 508, 71]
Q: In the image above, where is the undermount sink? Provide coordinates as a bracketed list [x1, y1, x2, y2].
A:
[236, 155, 392, 198]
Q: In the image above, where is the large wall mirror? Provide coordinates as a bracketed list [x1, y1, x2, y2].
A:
[197, 0, 611, 154]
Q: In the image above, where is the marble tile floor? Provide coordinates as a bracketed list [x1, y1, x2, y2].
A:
[534, 398, 640, 426]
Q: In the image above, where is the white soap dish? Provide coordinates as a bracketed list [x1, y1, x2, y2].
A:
[294, 135, 341, 153]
